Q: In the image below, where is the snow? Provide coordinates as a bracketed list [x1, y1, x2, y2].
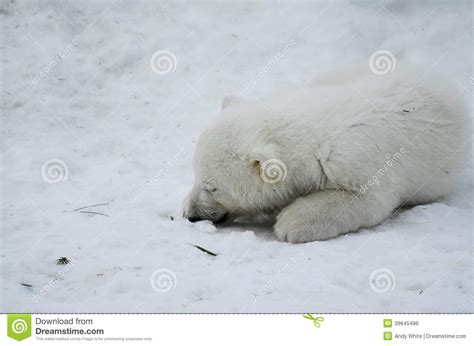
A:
[1, 0, 472, 312]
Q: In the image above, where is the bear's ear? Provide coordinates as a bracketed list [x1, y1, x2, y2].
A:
[222, 95, 244, 110]
[249, 159, 263, 179]
[247, 144, 279, 180]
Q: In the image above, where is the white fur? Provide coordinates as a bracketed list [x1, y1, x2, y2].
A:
[184, 64, 469, 243]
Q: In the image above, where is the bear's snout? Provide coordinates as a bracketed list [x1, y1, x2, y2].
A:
[186, 203, 229, 224]
[184, 189, 230, 224]
[187, 215, 203, 223]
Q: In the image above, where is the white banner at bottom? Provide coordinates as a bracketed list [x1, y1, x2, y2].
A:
[1, 314, 472, 345]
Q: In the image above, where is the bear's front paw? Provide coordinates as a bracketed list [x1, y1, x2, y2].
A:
[274, 216, 318, 244]
[274, 219, 308, 244]
[274, 201, 336, 243]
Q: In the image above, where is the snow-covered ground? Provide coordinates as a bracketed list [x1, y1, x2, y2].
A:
[1, 0, 472, 313]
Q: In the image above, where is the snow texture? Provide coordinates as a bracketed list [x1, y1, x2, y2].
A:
[1, 0, 472, 312]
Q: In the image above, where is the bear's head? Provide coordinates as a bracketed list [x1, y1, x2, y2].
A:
[183, 96, 298, 224]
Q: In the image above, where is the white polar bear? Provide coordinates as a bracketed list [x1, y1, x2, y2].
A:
[184, 64, 469, 243]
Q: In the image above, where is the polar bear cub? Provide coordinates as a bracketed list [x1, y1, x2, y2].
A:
[184, 64, 468, 243]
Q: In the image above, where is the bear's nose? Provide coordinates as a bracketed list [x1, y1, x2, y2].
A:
[187, 215, 202, 223]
